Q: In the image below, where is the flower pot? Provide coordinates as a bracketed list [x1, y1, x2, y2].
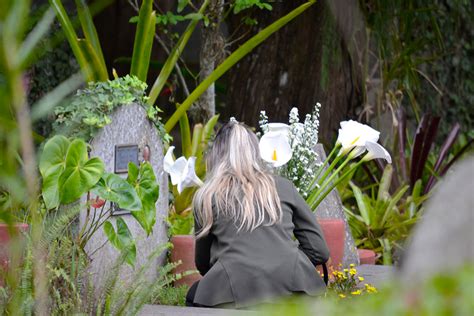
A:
[0, 223, 29, 285]
[170, 235, 202, 287]
[357, 248, 377, 265]
[317, 218, 345, 268]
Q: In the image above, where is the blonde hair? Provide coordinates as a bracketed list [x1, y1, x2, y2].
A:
[193, 121, 282, 238]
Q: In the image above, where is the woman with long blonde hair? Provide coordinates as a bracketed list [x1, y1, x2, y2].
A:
[187, 120, 329, 308]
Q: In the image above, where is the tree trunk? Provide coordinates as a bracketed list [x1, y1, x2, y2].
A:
[225, 0, 366, 142]
[190, 0, 225, 123]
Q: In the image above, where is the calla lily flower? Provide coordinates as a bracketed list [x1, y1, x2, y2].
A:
[337, 120, 380, 157]
[163, 146, 203, 193]
[363, 141, 392, 163]
[268, 123, 291, 135]
[259, 131, 293, 167]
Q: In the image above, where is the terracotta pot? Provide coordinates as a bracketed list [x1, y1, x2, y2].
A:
[317, 218, 345, 268]
[0, 223, 29, 285]
[357, 248, 377, 265]
[170, 235, 202, 287]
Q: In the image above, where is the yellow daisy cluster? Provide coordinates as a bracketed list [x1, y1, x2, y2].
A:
[332, 270, 347, 280]
[365, 283, 377, 293]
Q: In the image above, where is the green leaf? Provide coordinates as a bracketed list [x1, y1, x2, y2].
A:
[184, 13, 203, 21]
[104, 220, 119, 249]
[177, 104, 192, 158]
[103, 219, 136, 266]
[377, 164, 393, 202]
[130, 0, 156, 81]
[190, 124, 203, 157]
[75, 0, 108, 81]
[177, 0, 189, 13]
[116, 218, 136, 266]
[18, 8, 56, 68]
[349, 181, 371, 225]
[49, 0, 94, 81]
[92, 173, 142, 211]
[164, 0, 316, 131]
[39, 135, 70, 209]
[58, 139, 104, 204]
[148, 0, 211, 106]
[127, 162, 159, 235]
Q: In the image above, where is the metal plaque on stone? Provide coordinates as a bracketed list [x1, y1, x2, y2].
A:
[114, 144, 139, 173]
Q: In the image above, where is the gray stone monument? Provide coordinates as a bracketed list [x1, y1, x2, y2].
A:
[81, 103, 169, 288]
[400, 156, 474, 284]
[314, 144, 360, 266]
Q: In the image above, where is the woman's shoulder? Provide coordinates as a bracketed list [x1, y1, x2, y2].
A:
[271, 175, 296, 193]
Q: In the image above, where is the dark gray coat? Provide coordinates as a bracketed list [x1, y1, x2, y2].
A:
[193, 176, 330, 308]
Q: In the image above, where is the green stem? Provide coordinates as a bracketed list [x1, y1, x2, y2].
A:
[308, 143, 340, 189]
[311, 159, 364, 210]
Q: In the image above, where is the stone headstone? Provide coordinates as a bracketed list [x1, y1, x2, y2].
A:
[314, 144, 359, 266]
[400, 156, 474, 284]
[80, 103, 169, 288]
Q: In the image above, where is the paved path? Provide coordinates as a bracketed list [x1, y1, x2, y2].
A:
[139, 264, 394, 316]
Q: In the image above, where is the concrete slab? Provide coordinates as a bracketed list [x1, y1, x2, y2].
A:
[138, 305, 258, 316]
[357, 264, 394, 287]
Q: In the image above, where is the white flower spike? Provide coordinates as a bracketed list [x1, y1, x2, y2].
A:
[163, 147, 203, 193]
[259, 131, 292, 167]
[363, 141, 392, 163]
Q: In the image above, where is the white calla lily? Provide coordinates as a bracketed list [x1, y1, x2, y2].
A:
[268, 122, 291, 135]
[163, 146, 176, 173]
[163, 146, 203, 193]
[259, 131, 293, 167]
[177, 157, 204, 193]
[337, 120, 380, 157]
[363, 141, 392, 163]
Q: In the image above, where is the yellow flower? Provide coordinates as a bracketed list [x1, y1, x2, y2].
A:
[339, 294, 346, 298]
[349, 263, 355, 268]
[349, 268, 357, 276]
[351, 290, 362, 295]
[343, 268, 349, 273]
[358, 276, 365, 281]
[364, 284, 377, 293]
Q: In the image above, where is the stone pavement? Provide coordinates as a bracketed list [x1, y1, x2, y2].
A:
[139, 264, 394, 315]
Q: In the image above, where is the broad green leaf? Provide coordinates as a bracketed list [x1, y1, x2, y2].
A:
[103, 219, 136, 266]
[58, 139, 104, 204]
[104, 220, 119, 249]
[40, 135, 70, 209]
[127, 162, 159, 235]
[164, 0, 316, 132]
[130, 0, 156, 81]
[92, 173, 142, 211]
[116, 218, 136, 266]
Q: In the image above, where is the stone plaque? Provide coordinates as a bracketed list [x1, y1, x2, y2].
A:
[114, 144, 139, 173]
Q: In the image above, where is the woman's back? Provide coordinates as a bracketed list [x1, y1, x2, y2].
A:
[193, 176, 329, 308]
[189, 121, 329, 308]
